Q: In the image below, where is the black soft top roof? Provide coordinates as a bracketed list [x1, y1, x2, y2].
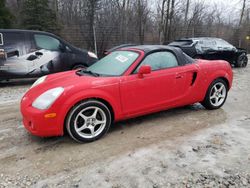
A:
[107, 44, 136, 52]
[121, 45, 195, 65]
[122, 45, 179, 53]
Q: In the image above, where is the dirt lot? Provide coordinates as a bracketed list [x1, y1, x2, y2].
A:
[0, 63, 250, 188]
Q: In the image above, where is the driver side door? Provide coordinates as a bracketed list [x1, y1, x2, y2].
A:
[120, 51, 186, 117]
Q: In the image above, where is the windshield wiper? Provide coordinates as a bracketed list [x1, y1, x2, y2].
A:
[76, 69, 100, 77]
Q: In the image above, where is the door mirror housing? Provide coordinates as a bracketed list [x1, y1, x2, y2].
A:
[138, 65, 151, 78]
[59, 43, 66, 52]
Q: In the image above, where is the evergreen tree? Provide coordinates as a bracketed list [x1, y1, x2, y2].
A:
[21, 0, 59, 32]
[0, 0, 14, 28]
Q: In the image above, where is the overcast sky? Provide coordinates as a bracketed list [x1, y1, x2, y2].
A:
[203, 0, 243, 9]
[151, 0, 246, 23]
[194, 0, 244, 13]
[197, 0, 245, 22]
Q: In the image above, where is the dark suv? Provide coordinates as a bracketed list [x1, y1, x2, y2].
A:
[168, 37, 248, 67]
[0, 29, 98, 81]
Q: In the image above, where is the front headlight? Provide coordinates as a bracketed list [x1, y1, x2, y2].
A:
[32, 87, 64, 110]
[31, 76, 47, 89]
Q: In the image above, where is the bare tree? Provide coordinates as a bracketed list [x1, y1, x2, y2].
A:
[184, 0, 190, 25]
[5, 0, 250, 53]
[187, 2, 205, 37]
[239, 0, 247, 27]
[136, 0, 149, 44]
[167, 0, 175, 40]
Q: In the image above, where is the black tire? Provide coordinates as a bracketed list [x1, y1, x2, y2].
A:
[235, 54, 248, 68]
[66, 100, 112, 143]
[72, 64, 87, 70]
[201, 78, 228, 110]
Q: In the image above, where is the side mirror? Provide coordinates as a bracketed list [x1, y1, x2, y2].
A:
[138, 65, 151, 78]
[59, 43, 66, 52]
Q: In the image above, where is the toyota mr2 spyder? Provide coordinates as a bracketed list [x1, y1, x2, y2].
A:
[21, 45, 233, 142]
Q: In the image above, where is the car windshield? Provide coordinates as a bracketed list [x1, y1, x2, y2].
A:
[87, 51, 139, 76]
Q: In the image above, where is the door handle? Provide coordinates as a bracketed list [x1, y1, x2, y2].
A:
[176, 75, 183, 79]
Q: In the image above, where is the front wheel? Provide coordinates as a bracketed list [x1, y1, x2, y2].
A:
[66, 100, 112, 143]
[201, 79, 228, 110]
[235, 54, 248, 68]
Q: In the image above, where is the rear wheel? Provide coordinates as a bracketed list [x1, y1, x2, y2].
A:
[201, 79, 228, 110]
[66, 100, 112, 143]
[235, 54, 248, 68]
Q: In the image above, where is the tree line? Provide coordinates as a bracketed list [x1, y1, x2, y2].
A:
[1, 0, 250, 55]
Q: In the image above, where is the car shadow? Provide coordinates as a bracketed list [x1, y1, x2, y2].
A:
[28, 103, 227, 145]
[108, 104, 218, 133]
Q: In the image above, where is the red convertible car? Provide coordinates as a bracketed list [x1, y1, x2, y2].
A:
[20, 45, 233, 142]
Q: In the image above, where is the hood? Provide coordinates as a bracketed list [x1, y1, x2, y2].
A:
[236, 47, 247, 53]
[25, 70, 119, 101]
[46, 70, 119, 89]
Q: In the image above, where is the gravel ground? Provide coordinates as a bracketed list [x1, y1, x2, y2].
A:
[0, 79, 33, 104]
[0, 62, 250, 188]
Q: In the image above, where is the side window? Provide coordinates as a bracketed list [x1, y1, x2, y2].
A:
[215, 39, 235, 50]
[34, 34, 60, 51]
[0, 33, 3, 45]
[2, 32, 26, 57]
[197, 40, 217, 51]
[135, 51, 178, 72]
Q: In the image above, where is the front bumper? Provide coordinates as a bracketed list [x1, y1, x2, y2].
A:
[20, 96, 64, 137]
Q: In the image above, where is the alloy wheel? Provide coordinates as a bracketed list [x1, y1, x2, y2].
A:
[74, 106, 107, 139]
[209, 82, 227, 107]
